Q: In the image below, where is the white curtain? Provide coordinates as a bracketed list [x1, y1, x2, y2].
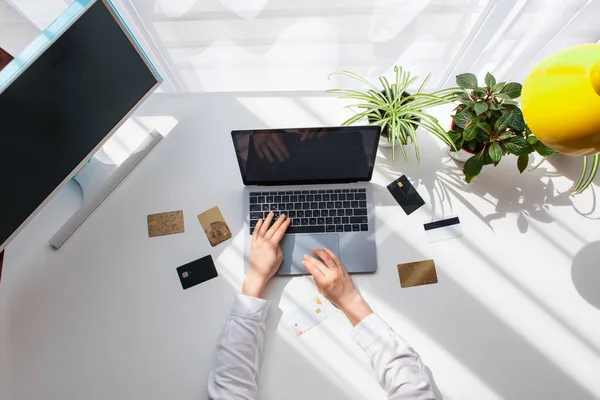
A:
[121, 0, 600, 92]
[4, 0, 600, 91]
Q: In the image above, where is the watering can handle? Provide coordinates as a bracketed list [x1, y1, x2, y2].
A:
[592, 60, 600, 96]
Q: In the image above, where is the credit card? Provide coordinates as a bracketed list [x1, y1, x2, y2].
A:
[397, 259, 438, 288]
[424, 216, 463, 243]
[147, 210, 185, 238]
[285, 296, 331, 336]
[176, 255, 218, 290]
[198, 206, 232, 247]
[387, 175, 425, 215]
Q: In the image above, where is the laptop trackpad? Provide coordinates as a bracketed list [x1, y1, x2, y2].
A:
[278, 234, 340, 275]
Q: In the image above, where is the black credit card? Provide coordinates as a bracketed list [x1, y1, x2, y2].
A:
[387, 175, 425, 215]
[176, 255, 218, 290]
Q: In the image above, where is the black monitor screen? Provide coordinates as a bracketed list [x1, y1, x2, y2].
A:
[232, 126, 380, 185]
[0, 1, 159, 248]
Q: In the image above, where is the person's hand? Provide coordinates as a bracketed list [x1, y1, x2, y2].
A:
[242, 212, 291, 298]
[297, 129, 326, 142]
[253, 133, 289, 163]
[302, 248, 373, 326]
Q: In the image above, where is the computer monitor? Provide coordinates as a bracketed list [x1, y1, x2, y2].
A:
[0, 0, 162, 253]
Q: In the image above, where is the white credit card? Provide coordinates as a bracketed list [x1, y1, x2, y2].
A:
[424, 216, 463, 243]
[285, 296, 331, 336]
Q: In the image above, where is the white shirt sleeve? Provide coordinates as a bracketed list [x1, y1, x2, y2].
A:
[350, 313, 435, 400]
[207, 294, 270, 400]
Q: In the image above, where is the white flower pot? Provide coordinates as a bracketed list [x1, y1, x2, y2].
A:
[448, 147, 477, 163]
[379, 135, 393, 148]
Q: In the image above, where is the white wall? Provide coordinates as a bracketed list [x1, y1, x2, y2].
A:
[0, 0, 40, 55]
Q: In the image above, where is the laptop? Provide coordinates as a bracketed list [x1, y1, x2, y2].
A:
[232, 126, 381, 275]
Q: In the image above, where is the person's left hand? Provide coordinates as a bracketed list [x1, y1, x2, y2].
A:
[242, 212, 291, 298]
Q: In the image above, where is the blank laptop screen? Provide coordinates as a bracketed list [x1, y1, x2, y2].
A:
[232, 126, 381, 185]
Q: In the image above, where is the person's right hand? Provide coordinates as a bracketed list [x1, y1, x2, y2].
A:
[302, 248, 373, 326]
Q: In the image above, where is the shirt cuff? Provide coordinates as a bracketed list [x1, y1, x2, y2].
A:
[350, 313, 392, 351]
[231, 294, 271, 322]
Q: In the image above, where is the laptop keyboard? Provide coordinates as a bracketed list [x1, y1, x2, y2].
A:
[249, 188, 369, 235]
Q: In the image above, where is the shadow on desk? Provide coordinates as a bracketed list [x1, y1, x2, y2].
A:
[360, 229, 599, 400]
[571, 241, 600, 310]
[374, 132, 585, 233]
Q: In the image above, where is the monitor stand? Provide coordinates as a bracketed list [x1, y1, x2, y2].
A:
[49, 130, 162, 249]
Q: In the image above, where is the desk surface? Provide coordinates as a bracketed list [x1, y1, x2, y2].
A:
[2, 91, 600, 400]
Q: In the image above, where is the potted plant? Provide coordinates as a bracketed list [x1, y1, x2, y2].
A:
[327, 66, 460, 162]
[447, 72, 557, 182]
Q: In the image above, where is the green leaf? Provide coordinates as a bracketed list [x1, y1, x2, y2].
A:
[463, 121, 480, 141]
[495, 93, 513, 100]
[479, 123, 492, 134]
[509, 108, 526, 131]
[474, 102, 489, 115]
[463, 152, 485, 183]
[517, 154, 529, 173]
[468, 141, 477, 152]
[456, 73, 478, 90]
[489, 142, 502, 163]
[492, 82, 506, 92]
[497, 132, 513, 140]
[340, 110, 370, 126]
[504, 136, 533, 156]
[527, 136, 539, 145]
[452, 110, 473, 129]
[328, 70, 383, 94]
[573, 154, 600, 195]
[447, 130, 462, 142]
[476, 131, 489, 143]
[494, 111, 513, 132]
[489, 103, 503, 111]
[459, 99, 476, 108]
[485, 72, 496, 89]
[500, 82, 522, 98]
[533, 140, 558, 157]
[474, 88, 487, 98]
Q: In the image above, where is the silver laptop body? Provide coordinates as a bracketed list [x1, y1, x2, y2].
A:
[232, 126, 380, 275]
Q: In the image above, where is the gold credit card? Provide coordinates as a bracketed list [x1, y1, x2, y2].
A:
[147, 210, 185, 237]
[198, 206, 232, 247]
[397, 259, 438, 288]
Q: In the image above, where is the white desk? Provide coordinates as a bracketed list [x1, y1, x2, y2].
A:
[2, 91, 600, 400]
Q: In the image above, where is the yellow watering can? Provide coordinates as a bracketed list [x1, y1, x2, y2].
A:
[522, 44, 600, 193]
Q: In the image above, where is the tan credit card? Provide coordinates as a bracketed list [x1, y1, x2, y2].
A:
[397, 259, 438, 288]
[147, 210, 185, 237]
[198, 206, 232, 247]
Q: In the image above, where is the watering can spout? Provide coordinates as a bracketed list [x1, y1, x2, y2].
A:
[592, 60, 600, 96]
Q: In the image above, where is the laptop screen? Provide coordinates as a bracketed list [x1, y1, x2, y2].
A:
[232, 126, 380, 185]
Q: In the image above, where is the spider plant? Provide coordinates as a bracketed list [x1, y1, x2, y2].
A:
[327, 66, 461, 162]
[572, 154, 600, 195]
